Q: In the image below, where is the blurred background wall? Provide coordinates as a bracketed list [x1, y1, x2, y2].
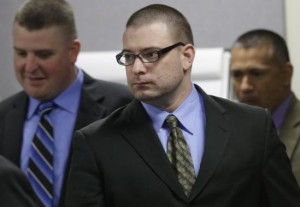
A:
[1, 0, 299, 100]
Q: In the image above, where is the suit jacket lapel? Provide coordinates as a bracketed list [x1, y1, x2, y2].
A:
[2, 92, 28, 165]
[190, 85, 230, 200]
[74, 89, 107, 130]
[118, 86, 230, 202]
[280, 94, 300, 160]
[61, 73, 109, 207]
[121, 100, 187, 201]
[74, 73, 108, 130]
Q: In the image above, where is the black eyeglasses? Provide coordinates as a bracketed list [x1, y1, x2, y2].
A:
[116, 42, 185, 66]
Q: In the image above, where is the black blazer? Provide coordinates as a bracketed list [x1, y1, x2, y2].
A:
[0, 72, 133, 206]
[66, 84, 300, 207]
[0, 155, 37, 207]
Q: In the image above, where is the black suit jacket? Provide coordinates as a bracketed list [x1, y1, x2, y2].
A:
[0, 155, 37, 207]
[0, 72, 133, 206]
[66, 85, 300, 207]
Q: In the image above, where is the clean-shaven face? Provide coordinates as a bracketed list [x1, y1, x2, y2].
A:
[13, 23, 79, 101]
[123, 22, 190, 110]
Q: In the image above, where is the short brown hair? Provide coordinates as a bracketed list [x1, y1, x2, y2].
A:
[14, 0, 77, 41]
[126, 4, 194, 44]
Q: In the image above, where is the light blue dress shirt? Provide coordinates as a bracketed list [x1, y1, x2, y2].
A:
[142, 84, 206, 175]
[21, 68, 84, 206]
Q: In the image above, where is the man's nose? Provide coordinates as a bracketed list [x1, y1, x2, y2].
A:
[131, 56, 147, 74]
[240, 76, 254, 91]
[24, 54, 38, 72]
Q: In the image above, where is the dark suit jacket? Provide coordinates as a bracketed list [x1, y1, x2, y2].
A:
[0, 155, 37, 207]
[280, 93, 300, 185]
[0, 72, 133, 206]
[66, 85, 300, 207]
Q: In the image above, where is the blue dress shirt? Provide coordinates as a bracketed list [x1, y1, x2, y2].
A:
[142, 83, 206, 175]
[21, 68, 84, 206]
[272, 92, 292, 135]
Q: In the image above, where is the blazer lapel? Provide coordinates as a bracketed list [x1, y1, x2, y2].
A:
[74, 73, 108, 130]
[121, 100, 187, 201]
[61, 75, 108, 207]
[280, 94, 300, 160]
[190, 86, 230, 200]
[119, 86, 230, 202]
[2, 92, 28, 165]
[74, 89, 107, 130]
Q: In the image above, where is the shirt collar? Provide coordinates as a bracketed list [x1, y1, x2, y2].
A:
[272, 92, 292, 133]
[27, 68, 84, 119]
[142, 83, 200, 134]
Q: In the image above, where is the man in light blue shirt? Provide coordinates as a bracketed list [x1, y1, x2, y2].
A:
[21, 68, 83, 206]
[66, 4, 300, 207]
[0, 0, 132, 206]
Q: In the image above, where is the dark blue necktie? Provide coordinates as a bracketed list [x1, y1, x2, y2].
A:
[28, 102, 55, 207]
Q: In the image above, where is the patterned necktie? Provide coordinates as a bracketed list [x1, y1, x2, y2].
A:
[28, 102, 55, 207]
[165, 114, 196, 197]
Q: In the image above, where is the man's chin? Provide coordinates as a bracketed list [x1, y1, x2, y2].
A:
[25, 89, 51, 101]
[134, 93, 158, 103]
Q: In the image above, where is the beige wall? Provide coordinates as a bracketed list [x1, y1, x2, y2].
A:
[285, 0, 300, 98]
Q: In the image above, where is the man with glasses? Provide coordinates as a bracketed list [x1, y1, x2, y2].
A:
[66, 4, 300, 207]
[116, 42, 185, 66]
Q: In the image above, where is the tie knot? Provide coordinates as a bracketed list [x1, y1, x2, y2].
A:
[165, 114, 178, 129]
[38, 102, 55, 116]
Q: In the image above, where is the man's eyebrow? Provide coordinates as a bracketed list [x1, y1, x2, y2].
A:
[13, 46, 23, 51]
[121, 46, 160, 53]
[121, 49, 131, 53]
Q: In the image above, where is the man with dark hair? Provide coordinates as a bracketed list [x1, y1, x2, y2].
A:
[230, 29, 300, 185]
[66, 4, 300, 207]
[0, 0, 132, 206]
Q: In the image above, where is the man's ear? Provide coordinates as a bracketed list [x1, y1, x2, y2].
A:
[182, 43, 195, 71]
[69, 39, 81, 63]
[282, 62, 293, 87]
